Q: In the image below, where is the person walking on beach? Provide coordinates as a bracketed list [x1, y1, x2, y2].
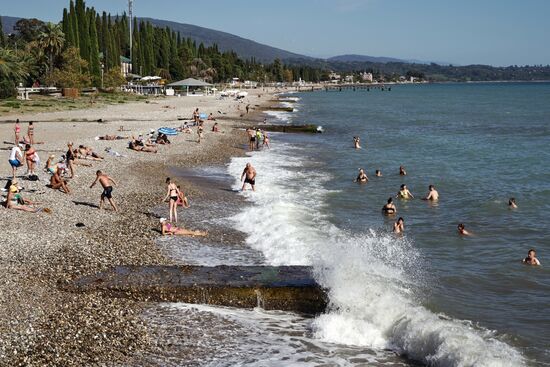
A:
[27, 121, 35, 145]
[241, 163, 256, 191]
[246, 104, 250, 114]
[8, 144, 24, 179]
[255, 129, 262, 150]
[522, 249, 541, 266]
[163, 177, 180, 222]
[393, 217, 405, 234]
[14, 119, 21, 145]
[66, 142, 76, 178]
[423, 185, 439, 201]
[397, 184, 414, 199]
[90, 170, 118, 212]
[197, 125, 204, 143]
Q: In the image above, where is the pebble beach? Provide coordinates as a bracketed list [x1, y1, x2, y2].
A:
[0, 90, 273, 366]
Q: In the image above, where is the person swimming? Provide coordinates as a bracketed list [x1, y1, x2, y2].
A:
[397, 184, 414, 199]
[355, 168, 368, 183]
[522, 249, 541, 266]
[509, 198, 518, 209]
[457, 223, 471, 236]
[353, 136, 361, 149]
[393, 217, 405, 234]
[399, 165, 407, 176]
[382, 197, 396, 215]
[423, 185, 439, 201]
[375, 170, 382, 177]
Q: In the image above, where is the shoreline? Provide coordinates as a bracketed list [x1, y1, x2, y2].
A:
[0, 90, 277, 365]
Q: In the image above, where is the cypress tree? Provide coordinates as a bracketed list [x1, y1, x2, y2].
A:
[69, 0, 79, 49]
[0, 16, 5, 48]
[62, 9, 70, 43]
[88, 8, 101, 83]
[76, 0, 90, 63]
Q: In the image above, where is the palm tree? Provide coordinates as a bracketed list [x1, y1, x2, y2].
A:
[0, 48, 28, 81]
[38, 22, 65, 77]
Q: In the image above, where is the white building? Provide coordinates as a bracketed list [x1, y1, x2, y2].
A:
[328, 72, 341, 81]
[360, 72, 373, 82]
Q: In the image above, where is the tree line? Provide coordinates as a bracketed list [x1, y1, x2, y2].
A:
[0, 0, 324, 98]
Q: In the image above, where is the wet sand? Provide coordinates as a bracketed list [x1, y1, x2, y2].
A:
[0, 90, 275, 365]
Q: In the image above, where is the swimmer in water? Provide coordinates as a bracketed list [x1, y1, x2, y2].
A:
[423, 185, 439, 201]
[399, 165, 407, 176]
[457, 223, 471, 236]
[509, 198, 518, 209]
[382, 197, 396, 215]
[355, 168, 368, 183]
[393, 217, 404, 234]
[522, 249, 541, 266]
[353, 136, 361, 149]
[375, 170, 382, 177]
[397, 184, 414, 199]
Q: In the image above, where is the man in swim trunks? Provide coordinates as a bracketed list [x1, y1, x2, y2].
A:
[397, 184, 414, 199]
[241, 163, 256, 191]
[246, 128, 256, 151]
[382, 197, 396, 215]
[8, 144, 24, 179]
[522, 249, 540, 266]
[423, 185, 439, 201]
[90, 170, 118, 211]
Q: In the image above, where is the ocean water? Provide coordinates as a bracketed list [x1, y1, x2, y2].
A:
[153, 83, 550, 366]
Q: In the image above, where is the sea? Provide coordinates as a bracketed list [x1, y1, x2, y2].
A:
[148, 82, 550, 367]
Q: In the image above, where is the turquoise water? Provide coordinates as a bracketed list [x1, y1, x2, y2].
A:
[280, 83, 550, 364]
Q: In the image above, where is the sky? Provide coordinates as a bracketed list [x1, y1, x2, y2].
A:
[2, 0, 549, 66]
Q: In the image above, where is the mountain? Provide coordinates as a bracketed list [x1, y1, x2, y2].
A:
[141, 17, 312, 63]
[1, 15, 22, 35]
[328, 54, 407, 64]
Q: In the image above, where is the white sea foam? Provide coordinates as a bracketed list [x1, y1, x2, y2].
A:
[264, 110, 292, 124]
[227, 142, 526, 367]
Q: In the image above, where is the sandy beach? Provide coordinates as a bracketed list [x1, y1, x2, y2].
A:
[0, 90, 275, 365]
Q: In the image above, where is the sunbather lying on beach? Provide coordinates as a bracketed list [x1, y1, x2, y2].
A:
[159, 218, 207, 237]
[129, 141, 157, 153]
[77, 145, 104, 160]
[96, 135, 129, 140]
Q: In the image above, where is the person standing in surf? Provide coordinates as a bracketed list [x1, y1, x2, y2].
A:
[423, 185, 439, 201]
[241, 163, 256, 191]
[397, 184, 414, 199]
[163, 177, 180, 222]
[355, 168, 368, 183]
[382, 197, 396, 215]
[90, 170, 118, 212]
[353, 136, 361, 149]
[393, 217, 405, 234]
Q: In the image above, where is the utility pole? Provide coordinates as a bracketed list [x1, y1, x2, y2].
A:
[129, 0, 133, 70]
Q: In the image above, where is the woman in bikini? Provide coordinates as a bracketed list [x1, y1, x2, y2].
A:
[160, 218, 207, 237]
[14, 119, 21, 145]
[163, 178, 180, 222]
[24, 144, 37, 176]
[27, 121, 35, 145]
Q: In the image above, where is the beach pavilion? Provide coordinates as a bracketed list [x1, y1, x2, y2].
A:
[166, 78, 214, 96]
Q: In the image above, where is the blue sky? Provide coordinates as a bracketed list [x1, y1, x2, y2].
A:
[2, 0, 549, 66]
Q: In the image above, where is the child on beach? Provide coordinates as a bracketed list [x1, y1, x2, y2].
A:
[176, 185, 190, 208]
[393, 217, 405, 234]
[90, 170, 118, 211]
